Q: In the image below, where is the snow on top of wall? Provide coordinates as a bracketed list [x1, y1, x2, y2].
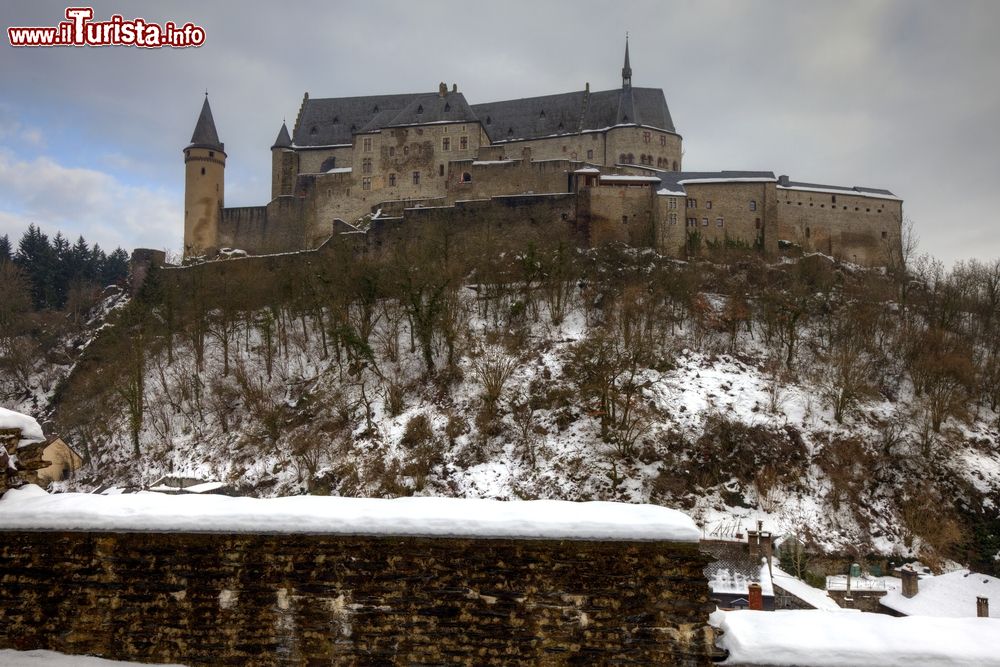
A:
[711, 609, 1000, 667]
[881, 569, 1000, 618]
[0, 486, 700, 542]
[0, 648, 186, 666]
[770, 564, 842, 611]
[0, 407, 44, 445]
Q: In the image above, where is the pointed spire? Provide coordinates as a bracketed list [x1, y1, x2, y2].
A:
[622, 34, 632, 89]
[188, 95, 223, 150]
[271, 120, 292, 149]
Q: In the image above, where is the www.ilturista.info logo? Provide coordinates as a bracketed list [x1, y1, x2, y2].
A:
[8, 7, 206, 48]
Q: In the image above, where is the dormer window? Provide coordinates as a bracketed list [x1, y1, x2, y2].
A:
[332, 116, 339, 124]
[539, 109, 546, 118]
[486, 116, 492, 125]
[558, 122, 564, 130]
[444, 103, 451, 112]
[508, 127, 513, 137]
[417, 105, 423, 114]
[373, 105, 379, 113]
[310, 126, 318, 135]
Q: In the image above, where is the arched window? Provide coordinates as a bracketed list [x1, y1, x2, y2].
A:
[388, 173, 396, 187]
[619, 153, 627, 163]
[200, 167, 205, 175]
[461, 172, 472, 183]
[627, 153, 634, 164]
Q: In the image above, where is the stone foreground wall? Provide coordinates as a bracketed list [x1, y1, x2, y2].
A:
[0, 532, 717, 666]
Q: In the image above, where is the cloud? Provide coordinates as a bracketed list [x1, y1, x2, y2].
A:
[0, 148, 181, 252]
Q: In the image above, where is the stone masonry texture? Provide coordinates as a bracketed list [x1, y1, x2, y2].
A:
[0, 531, 717, 666]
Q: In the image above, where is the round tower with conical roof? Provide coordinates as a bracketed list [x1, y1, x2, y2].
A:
[183, 94, 226, 258]
[270, 120, 297, 199]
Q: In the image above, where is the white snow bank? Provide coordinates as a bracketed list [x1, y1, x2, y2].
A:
[0, 486, 699, 541]
[0, 649, 184, 666]
[0, 406, 44, 445]
[711, 609, 1000, 666]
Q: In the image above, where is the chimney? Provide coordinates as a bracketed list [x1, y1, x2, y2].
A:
[778, 174, 790, 186]
[439, 82, 447, 97]
[452, 83, 457, 93]
[977, 597, 990, 618]
[748, 583, 763, 611]
[901, 567, 919, 598]
[585, 82, 590, 93]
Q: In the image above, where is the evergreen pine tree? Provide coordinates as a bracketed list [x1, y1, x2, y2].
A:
[0, 234, 12, 264]
[102, 248, 130, 286]
[15, 224, 55, 309]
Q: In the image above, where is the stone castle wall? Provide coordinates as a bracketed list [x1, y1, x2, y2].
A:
[677, 182, 779, 255]
[0, 531, 717, 666]
[445, 155, 575, 202]
[775, 187, 902, 265]
[578, 184, 657, 246]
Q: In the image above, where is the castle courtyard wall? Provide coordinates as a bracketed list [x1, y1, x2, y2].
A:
[295, 145, 354, 175]
[446, 156, 574, 202]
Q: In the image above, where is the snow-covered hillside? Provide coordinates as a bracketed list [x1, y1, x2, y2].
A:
[34, 259, 998, 575]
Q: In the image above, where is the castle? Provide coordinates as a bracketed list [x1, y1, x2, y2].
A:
[183, 41, 902, 266]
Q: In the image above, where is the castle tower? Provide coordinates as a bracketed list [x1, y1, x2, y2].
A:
[270, 120, 297, 199]
[183, 95, 226, 258]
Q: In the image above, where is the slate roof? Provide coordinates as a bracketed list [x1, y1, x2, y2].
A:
[189, 96, 223, 151]
[472, 87, 675, 143]
[292, 86, 677, 148]
[293, 90, 478, 147]
[271, 122, 291, 149]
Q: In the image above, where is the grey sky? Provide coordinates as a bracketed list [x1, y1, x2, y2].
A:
[1, 0, 998, 265]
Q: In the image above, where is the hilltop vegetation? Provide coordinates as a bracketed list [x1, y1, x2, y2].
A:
[3, 220, 1000, 578]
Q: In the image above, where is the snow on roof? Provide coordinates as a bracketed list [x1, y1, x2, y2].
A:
[678, 177, 777, 184]
[325, 167, 352, 173]
[777, 184, 901, 201]
[709, 560, 774, 597]
[0, 407, 44, 446]
[711, 609, 1000, 667]
[656, 188, 686, 196]
[0, 486, 700, 542]
[881, 569, 1000, 618]
[471, 159, 516, 165]
[771, 564, 841, 611]
[599, 174, 661, 183]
